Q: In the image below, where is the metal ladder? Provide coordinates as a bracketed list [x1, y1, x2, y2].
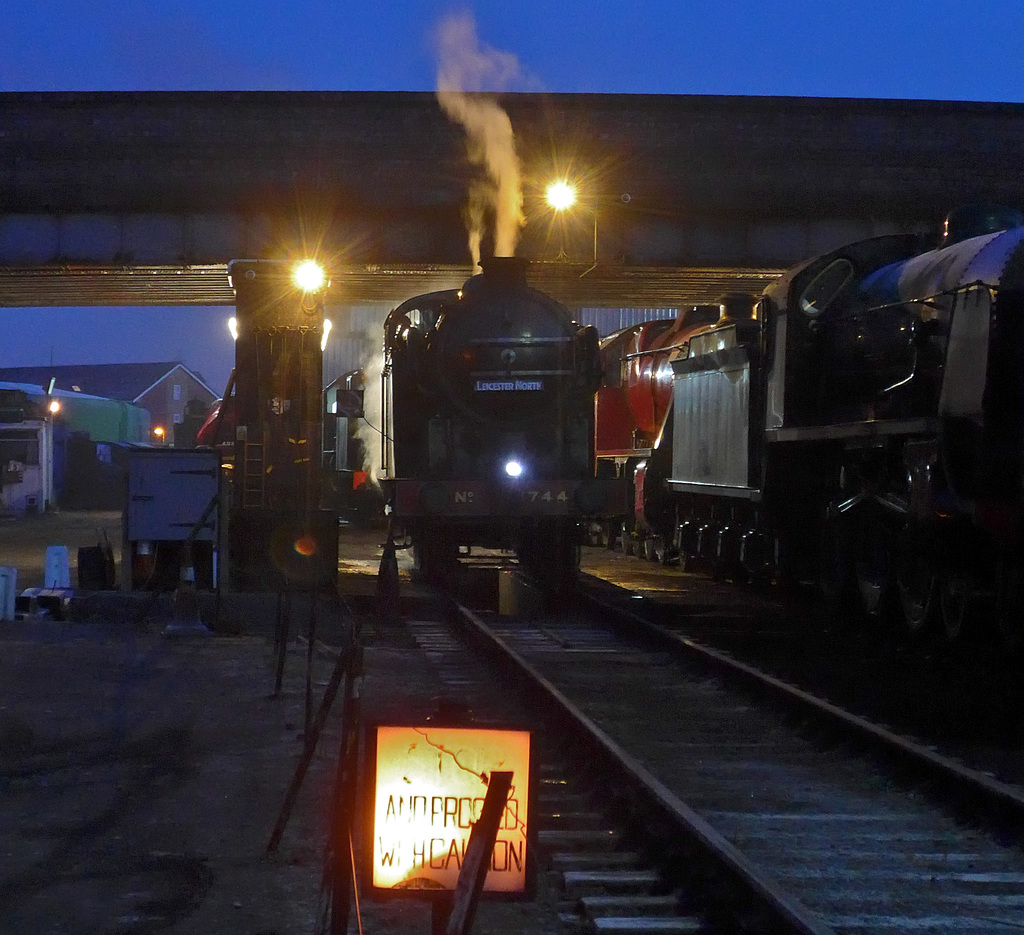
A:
[242, 440, 266, 507]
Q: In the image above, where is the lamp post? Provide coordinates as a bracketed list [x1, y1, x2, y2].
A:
[228, 257, 330, 514]
[544, 180, 597, 275]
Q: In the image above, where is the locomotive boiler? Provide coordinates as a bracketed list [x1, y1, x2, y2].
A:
[380, 256, 623, 591]
[622, 205, 1024, 643]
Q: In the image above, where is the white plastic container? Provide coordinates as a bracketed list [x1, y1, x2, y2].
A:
[0, 566, 16, 621]
[44, 546, 71, 589]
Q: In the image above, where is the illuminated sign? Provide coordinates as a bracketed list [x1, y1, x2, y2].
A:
[369, 725, 531, 894]
[473, 380, 544, 391]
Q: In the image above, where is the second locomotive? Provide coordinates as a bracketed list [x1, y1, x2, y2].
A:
[379, 257, 624, 591]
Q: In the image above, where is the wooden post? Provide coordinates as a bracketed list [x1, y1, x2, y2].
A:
[443, 771, 514, 935]
[265, 640, 350, 855]
[329, 638, 364, 935]
[272, 590, 289, 696]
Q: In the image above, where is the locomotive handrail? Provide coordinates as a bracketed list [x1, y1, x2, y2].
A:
[861, 279, 994, 317]
[466, 336, 574, 344]
[622, 339, 691, 360]
[469, 369, 575, 377]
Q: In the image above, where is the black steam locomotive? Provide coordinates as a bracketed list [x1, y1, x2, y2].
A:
[380, 257, 622, 590]
[652, 205, 1024, 642]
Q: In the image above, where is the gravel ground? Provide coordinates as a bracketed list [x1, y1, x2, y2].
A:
[0, 510, 123, 591]
[0, 511, 564, 935]
[9, 509, 1022, 932]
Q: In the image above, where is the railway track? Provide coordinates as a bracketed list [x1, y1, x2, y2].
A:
[411, 575, 1024, 934]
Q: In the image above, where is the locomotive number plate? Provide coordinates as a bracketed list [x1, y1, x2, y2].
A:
[389, 480, 579, 516]
[522, 489, 570, 504]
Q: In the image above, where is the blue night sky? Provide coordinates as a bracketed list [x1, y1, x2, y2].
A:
[2, 0, 1023, 392]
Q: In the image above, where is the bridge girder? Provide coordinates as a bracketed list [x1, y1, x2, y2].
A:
[2, 91, 1024, 307]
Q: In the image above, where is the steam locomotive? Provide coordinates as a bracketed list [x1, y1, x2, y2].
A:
[594, 302, 731, 557]
[380, 257, 624, 591]
[607, 205, 1024, 643]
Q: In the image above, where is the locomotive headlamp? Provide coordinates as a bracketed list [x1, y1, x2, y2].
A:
[505, 459, 524, 478]
[292, 259, 327, 293]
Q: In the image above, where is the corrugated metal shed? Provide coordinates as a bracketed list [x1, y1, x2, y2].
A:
[575, 308, 679, 332]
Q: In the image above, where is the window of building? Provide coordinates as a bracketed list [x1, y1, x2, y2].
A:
[0, 434, 40, 465]
[173, 413, 183, 423]
[173, 384, 182, 400]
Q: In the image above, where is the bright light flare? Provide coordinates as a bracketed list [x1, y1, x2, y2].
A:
[47, 399, 61, 415]
[505, 459, 524, 478]
[227, 316, 239, 341]
[545, 180, 578, 212]
[292, 259, 326, 293]
[321, 318, 332, 352]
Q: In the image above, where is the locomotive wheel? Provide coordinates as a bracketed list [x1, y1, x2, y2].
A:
[412, 538, 459, 587]
[517, 523, 580, 595]
[852, 506, 895, 622]
[654, 538, 679, 566]
[818, 512, 856, 619]
[994, 561, 1024, 650]
[939, 573, 971, 641]
[895, 527, 937, 635]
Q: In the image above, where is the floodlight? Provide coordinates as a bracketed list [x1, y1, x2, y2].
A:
[293, 260, 326, 293]
[545, 180, 578, 211]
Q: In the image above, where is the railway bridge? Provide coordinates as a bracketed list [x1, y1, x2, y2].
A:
[3, 91, 1024, 310]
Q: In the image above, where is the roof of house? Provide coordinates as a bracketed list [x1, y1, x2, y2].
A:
[0, 362, 216, 403]
[0, 381, 108, 402]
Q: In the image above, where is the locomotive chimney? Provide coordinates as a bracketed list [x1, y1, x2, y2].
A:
[480, 256, 529, 289]
[717, 292, 756, 323]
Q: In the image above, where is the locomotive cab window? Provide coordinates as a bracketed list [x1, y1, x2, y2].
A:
[799, 258, 854, 318]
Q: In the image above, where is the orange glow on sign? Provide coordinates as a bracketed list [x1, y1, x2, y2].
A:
[371, 725, 530, 893]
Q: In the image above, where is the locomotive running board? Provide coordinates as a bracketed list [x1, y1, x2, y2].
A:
[765, 416, 940, 443]
[666, 480, 762, 500]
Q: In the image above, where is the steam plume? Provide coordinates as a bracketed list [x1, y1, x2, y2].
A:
[356, 327, 384, 487]
[436, 12, 525, 265]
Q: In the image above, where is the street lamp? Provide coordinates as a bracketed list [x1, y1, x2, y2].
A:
[544, 179, 597, 275]
[545, 180, 578, 212]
